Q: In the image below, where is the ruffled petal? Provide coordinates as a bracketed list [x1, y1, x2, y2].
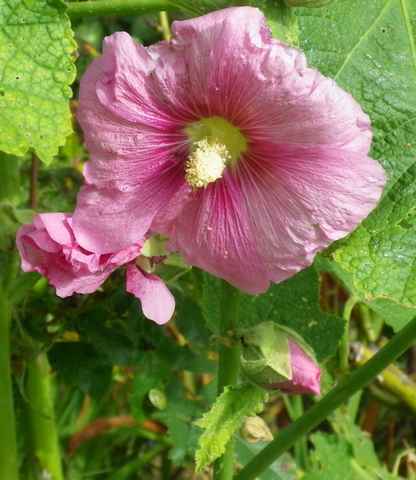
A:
[50, 269, 111, 298]
[126, 264, 175, 325]
[73, 163, 185, 253]
[170, 8, 371, 155]
[36, 213, 74, 246]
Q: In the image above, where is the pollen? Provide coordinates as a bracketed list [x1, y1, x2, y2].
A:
[185, 138, 230, 188]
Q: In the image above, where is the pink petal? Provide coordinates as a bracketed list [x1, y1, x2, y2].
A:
[157, 172, 270, 294]
[36, 213, 74, 246]
[51, 270, 112, 298]
[126, 264, 175, 325]
[239, 144, 385, 285]
[271, 341, 321, 395]
[73, 162, 184, 253]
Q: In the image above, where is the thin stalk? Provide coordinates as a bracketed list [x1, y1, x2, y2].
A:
[214, 283, 241, 480]
[356, 345, 416, 412]
[159, 11, 172, 41]
[235, 315, 416, 480]
[0, 292, 19, 480]
[30, 154, 38, 210]
[66, 0, 176, 19]
[26, 352, 63, 480]
[283, 396, 308, 469]
[339, 296, 357, 374]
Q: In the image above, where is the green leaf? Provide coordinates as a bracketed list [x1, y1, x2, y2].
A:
[332, 164, 416, 329]
[303, 433, 359, 480]
[0, 0, 76, 164]
[238, 267, 344, 361]
[304, 431, 403, 480]
[195, 384, 266, 472]
[298, 0, 416, 329]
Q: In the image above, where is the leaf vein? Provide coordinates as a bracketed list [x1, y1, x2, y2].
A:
[334, 0, 394, 80]
[399, 0, 416, 75]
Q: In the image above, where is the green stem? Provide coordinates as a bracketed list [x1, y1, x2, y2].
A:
[339, 296, 357, 374]
[214, 283, 241, 480]
[26, 352, 63, 480]
[66, 0, 176, 19]
[235, 315, 416, 480]
[283, 396, 308, 469]
[0, 292, 19, 480]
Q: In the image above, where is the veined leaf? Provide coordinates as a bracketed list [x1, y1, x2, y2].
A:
[195, 384, 266, 472]
[298, 0, 416, 329]
[0, 0, 76, 164]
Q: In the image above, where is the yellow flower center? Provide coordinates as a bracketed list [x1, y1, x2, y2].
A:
[184, 116, 247, 189]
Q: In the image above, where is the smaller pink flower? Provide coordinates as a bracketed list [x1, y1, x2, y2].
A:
[269, 341, 321, 396]
[16, 213, 174, 324]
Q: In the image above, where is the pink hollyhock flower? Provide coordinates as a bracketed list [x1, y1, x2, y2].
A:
[74, 7, 385, 294]
[269, 341, 321, 396]
[16, 213, 174, 324]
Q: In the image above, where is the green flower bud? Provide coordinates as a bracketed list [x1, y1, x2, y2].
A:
[241, 416, 274, 443]
[240, 322, 321, 396]
[148, 388, 167, 410]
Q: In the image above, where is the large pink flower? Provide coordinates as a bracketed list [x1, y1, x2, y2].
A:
[74, 7, 385, 294]
[16, 214, 174, 324]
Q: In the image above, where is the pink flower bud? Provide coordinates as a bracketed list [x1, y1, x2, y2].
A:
[268, 341, 321, 396]
[241, 323, 321, 396]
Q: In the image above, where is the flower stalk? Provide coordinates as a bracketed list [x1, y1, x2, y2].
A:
[235, 315, 416, 480]
[214, 282, 241, 480]
[0, 291, 19, 480]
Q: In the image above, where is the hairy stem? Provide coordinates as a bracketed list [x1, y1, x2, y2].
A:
[26, 351, 63, 480]
[0, 292, 19, 480]
[214, 282, 241, 480]
[235, 315, 416, 480]
[66, 0, 175, 19]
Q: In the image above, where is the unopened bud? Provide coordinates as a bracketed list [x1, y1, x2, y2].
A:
[148, 388, 167, 410]
[241, 416, 273, 443]
[241, 322, 321, 396]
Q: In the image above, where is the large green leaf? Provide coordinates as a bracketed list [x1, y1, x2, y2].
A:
[333, 164, 416, 325]
[0, 0, 76, 164]
[298, 0, 416, 329]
